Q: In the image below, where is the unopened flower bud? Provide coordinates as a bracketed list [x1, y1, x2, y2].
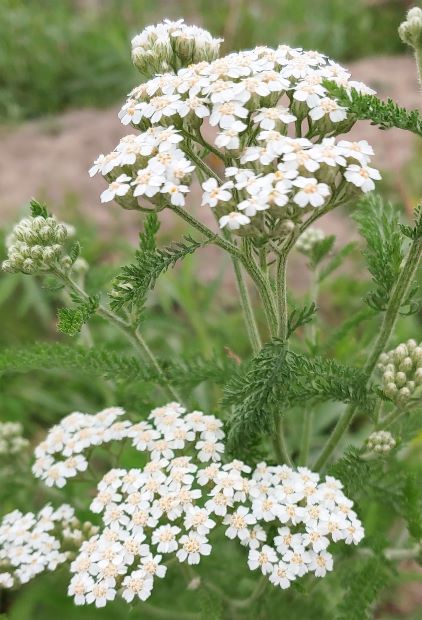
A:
[367, 430, 396, 454]
[399, 7, 422, 49]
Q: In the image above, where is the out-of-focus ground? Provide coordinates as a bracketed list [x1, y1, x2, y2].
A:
[0, 55, 420, 243]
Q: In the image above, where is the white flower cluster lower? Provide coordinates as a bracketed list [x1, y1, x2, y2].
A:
[0, 505, 97, 589]
[11, 401, 363, 607]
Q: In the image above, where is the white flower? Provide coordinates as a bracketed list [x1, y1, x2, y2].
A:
[337, 139, 374, 164]
[184, 507, 215, 536]
[219, 212, 251, 230]
[201, 178, 233, 207]
[309, 551, 333, 577]
[132, 169, 163, 198]
[254, 106, 296, 130]
[152, 525, 180, 553]
[100, 175, 132, 204]
[309, 98, 348, 123]
[293, 177, 330, 208]
[161, 182, 190, 206]
[269, 561, 296, 589]
[248, 545, 278, 575]
[121, 570, 153, 602]
[209, 101, 248, 129]
[176, 533, 211, 564]
[344, 164, 381, 192]
[223, 506, 256, 540]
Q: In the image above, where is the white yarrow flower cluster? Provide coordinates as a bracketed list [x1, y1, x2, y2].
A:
[0, 422, 29, 456]
[2, 215, 73, 275]
[91, 21, 380, 239]
[377, 340, 422, 405]
[0, 505, 97, 589]
[29, 402, 364, 607]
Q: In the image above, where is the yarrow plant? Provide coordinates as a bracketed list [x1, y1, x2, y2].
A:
[3, 10, 422, 619]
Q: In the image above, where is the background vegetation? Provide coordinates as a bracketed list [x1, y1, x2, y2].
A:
[2, 1, 422, 619]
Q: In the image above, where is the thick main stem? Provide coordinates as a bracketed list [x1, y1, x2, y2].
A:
[314, 235, 422, 470]
[55, 271, 182, 403]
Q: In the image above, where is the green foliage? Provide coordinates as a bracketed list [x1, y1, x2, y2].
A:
[336, 556, 392, 620]
[353, 194, 405, 312]
[309, 235, 335, 269]
[225, 339, 374, 457]
[57, 295, 99, 336]
[287, 302, 317, 338]
[325, 82, 422, 137]
[400, 202, 422, 240]
[318, 242, 357, 282]
[111, 212, 212, 313]
[0, 342, 235, 392]
[29, 199, 48, 219]
[329, 447, 372, 497]
[199, 587, 222, 620]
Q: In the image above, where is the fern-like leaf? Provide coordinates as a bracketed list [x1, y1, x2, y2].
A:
[353, 194, 404, 312]
[224, 339, 374, 457]
[325, 81, 422, 137]
[110, 211, 212, 312]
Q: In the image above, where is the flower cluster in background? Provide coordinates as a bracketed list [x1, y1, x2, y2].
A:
[5, 401, 365, 607]
[295, 226, 326, 255]
[377, 340, 422, 405]
[90, 19, 380, 238]
[0, 422, 29, 457]
[0, 505, 97, 589]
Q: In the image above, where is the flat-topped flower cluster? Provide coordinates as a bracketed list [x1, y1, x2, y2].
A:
[0, 504, 97, 589]
[0, 421, 29, 456]
[90, 19, 380, 238]
[2, 401, 365, 607]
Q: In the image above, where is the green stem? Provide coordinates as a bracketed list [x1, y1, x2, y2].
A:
[54, 271, 182, 403]
[298, 407, 314, 466]
[273, 415, 294, 466]
[314, 234, 422, 471]
[276, 252, 288, 339]
[232, 256, 262, 354]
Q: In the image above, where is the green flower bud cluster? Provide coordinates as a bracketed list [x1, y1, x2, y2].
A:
[131, 19, 222, 78]
[0, 422, 29, 457]
[377, 340, 422, 405]
[399, 7, 422, 49]
[2, 216, 73, 275]
[366, 430, 396, 454]
[295, 227, 325, 255]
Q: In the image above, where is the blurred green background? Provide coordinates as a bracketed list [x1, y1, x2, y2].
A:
[0, 0, 413, 122]
[2, 1, 422, 618]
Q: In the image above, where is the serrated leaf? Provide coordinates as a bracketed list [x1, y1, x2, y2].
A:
[309, 235, 335, 269]
[69, 241, 81, 264]
[225, 339, 375, 458]
[287, 302, 316, 338]
[29, 198, 48, 219]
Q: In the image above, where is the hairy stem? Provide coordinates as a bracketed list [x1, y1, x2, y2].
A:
[276, 252, 288, 339]
[54, 270, 182, 403]
[314, 234, 422, 470]
[232, 256, 262, 354]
